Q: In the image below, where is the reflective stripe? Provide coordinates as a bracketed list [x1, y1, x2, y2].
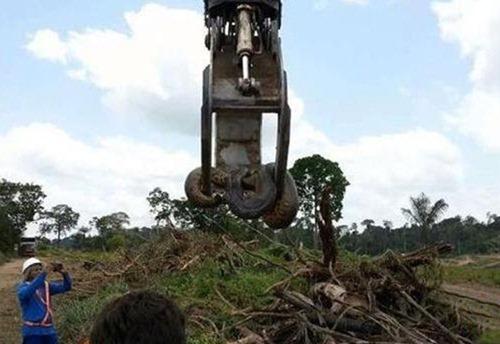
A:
[24, 281, 53, 327]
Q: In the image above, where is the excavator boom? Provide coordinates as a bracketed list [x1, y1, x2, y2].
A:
[185, 0, 298, 229]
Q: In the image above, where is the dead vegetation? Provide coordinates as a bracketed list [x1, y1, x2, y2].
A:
[60, 188, 483, 343]
[67, 226, 482, 344]
[73, 231, 222, 297]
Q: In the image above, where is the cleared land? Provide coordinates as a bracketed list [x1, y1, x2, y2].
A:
[441, 254, 500, 343]
[0, 259, 23, 344]
[1, 251, 499, 343]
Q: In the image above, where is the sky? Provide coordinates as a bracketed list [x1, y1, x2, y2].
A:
[1, 0, 500, 234]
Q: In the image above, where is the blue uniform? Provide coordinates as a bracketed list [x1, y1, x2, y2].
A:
[17, 271, 72, 344]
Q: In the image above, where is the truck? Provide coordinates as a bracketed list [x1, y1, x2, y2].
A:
[19, 237, 36, 257]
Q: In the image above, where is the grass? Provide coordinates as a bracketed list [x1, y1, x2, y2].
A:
[56, 283, 130, 343]
[479, 330, 500, 344]
[0, 251, 7, 265]
[38, 246, 116, 262]
[55, 247, 302, 344]
[443, 265, 500, 287]
[52, 246, 500, 343]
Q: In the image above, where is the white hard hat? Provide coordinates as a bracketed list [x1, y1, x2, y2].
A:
[22, 257, 42, 274]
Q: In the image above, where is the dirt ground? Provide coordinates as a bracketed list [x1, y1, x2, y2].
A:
[439, 282, 500, 330]
[0, 259, 23, 344]
[442, 282, 500, 307]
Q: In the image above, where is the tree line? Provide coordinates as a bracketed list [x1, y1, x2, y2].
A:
[1, 154, 499, 256]
[340, 205, 500, 256]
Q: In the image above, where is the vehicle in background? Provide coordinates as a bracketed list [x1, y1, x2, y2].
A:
[19, 237, 36, 257]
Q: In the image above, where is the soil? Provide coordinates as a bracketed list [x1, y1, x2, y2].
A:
[0, 259, 23, 344]
[442, 283, 500, 307]
[440, 283, 500, 330]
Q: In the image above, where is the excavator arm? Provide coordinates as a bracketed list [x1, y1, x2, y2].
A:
[185, 0, 298, 229]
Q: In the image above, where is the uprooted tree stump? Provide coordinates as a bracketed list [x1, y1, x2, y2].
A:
[223, 242, 475, 344]
[317, 186, 339, 269]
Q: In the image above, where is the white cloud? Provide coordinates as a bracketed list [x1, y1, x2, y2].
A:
[21, 2, 486, 230]
[444, 90, 500, 151]
[26, 29, 68, 63]
[261, 101, 465, 225]
[433, 0, 500, 152]
[3, 121, 465, 234]
[289, 124, 465, 224]
[27, 4, 207, 135]
[0, 123, 196, 234]
[335, 130, 463, 224]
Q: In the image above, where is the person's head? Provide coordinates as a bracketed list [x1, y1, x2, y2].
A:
[90, 290, 186, 344]
[22, 257, 43, 282]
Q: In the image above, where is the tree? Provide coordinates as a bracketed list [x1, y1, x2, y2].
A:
[147, 187, 230, 232]
[361, 219, 375, 229]
[78, 226, 91, 237]
[290, 155, 349, 248]
[383, 220, 393, 230]
[90, 212, 130, 251]
[147, 188, 176, 228]
[487, 212, 500, 225]
[0, 179, 46, 253]
[91, 212, 130, 238]
[401, 193, 448, 245]
[40, 204, 80, 244]
[317, 186, 339, 267]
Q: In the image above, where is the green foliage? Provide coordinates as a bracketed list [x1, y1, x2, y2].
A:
[188, 338, 220, 344]
[156, 259, 289, 312]
[479, 330, 500, 344]
[57, 283, 129, 343]
[148, 187, 231, 232]
[290, 154, 349, 224]
[0, 250, 8, 265]
[147, 188, 176, 227]
[91, 212, 130, 238]
[340, 215, 500, 256]
[55, 246, 299, 343]
[106, 233, 126, 251]
[401, 193, 449, 244]
[275, 226, 315, 249]
[415, 261, 444, 290]
[443, 265, 500, 287]
[39, 204, 80, 244]
[0, 179, 45, 253]
[147, 187, 267, 237]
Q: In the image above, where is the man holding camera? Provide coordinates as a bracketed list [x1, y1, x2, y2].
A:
[17, 258, 72, 344]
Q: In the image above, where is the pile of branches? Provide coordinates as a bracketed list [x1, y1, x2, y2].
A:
[225, 242, 475, 344]
[71, 231, 475, 344]
[68, 189, 477, 343]
[221, 186, 474, 344]
[73, 231, 223, 296]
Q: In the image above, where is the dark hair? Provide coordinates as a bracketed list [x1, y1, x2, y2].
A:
[90, 291, 186, 344]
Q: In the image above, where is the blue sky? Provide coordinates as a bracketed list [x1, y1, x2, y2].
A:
[1, 0, 499, 231]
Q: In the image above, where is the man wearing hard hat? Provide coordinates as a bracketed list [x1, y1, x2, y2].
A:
[17, 257, 72, 344]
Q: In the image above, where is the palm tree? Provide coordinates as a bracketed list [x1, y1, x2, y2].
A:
[401, 193, 448, 245]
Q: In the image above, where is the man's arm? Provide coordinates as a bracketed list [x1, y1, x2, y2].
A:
[17, 272, 47, 301]
[49, 270, 72, 295]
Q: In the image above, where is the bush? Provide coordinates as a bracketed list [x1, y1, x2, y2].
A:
[444, 265, 500, 287]
[57, 283, 129, 343]
[106, 234, 126, 251]
[479, 330, 500, 344]
[0, 251, 7, 265]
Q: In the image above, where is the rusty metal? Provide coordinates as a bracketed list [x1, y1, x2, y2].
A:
[185, 0, 298, 228]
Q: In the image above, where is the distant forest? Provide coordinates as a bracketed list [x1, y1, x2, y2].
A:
[338, 215, 500, 256]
